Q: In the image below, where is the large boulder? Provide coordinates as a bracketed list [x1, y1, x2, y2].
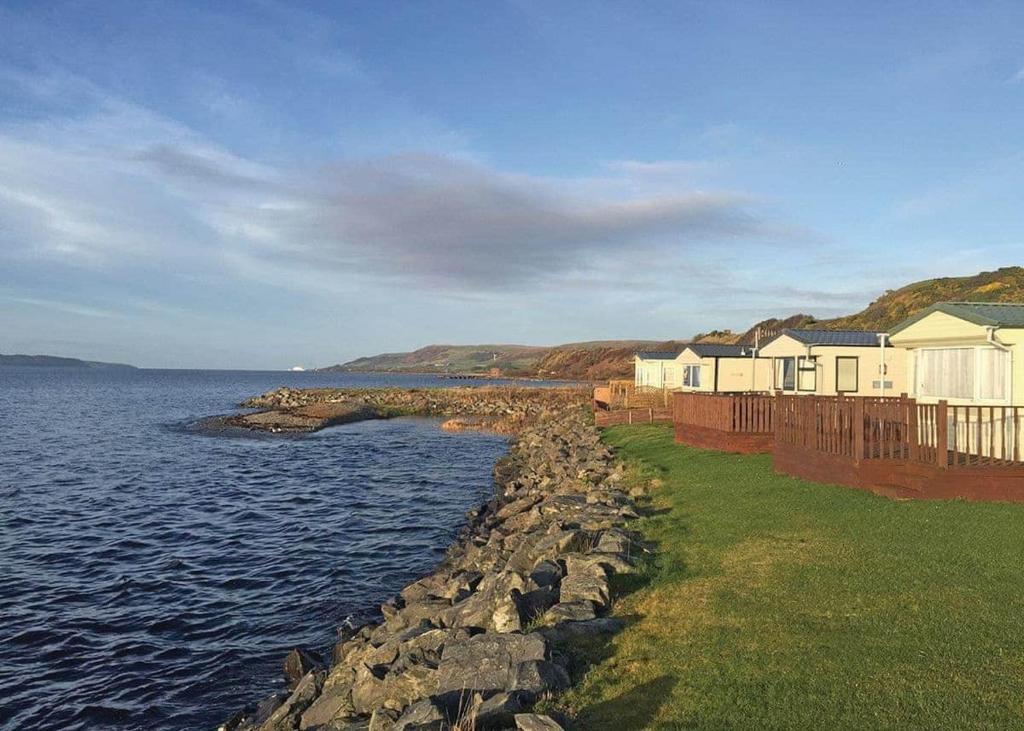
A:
[436, 633, 567, 698]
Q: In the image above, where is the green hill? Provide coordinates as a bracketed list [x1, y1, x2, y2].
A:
[821, 266, 1024, 331]
[319, 340, 681, 380]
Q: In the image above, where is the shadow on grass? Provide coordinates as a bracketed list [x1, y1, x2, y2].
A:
[575, 675, 679, 729]
[637, 505, 672, 518]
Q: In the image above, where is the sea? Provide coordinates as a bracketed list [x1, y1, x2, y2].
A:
[0, 368, 557, 731]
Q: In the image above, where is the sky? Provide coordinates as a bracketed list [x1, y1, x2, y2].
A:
[1, 1, 1023, 369]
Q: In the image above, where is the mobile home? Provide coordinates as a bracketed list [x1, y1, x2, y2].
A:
[888, 302, 1024, 406]
[758, 329, 907, 397]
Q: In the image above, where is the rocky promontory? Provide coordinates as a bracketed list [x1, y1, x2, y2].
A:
[216, 386, 590, 434]
[218, 387, 646, 730]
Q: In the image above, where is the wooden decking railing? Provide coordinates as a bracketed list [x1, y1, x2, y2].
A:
[672, 392, 774, 433]
[594, 407, 672, 427]
[774, 395, 1024, 468]
[671, 392, 775, 453]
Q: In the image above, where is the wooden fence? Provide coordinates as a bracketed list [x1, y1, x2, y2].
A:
[672, 392, 775, 453]
[594, 407, 672, 427]
[604, 381, 671, 409]
[672, 392, 774, 433]
[774, 395, 1024, 468]
[773, 394, 1024, 501]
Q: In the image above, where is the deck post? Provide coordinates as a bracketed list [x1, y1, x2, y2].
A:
[853, 397, 865, 464]
[907, 396, 919, 463]
[935, 400, 948, 469]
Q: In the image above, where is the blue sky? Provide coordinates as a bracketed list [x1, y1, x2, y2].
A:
[1, 1, 1022, 368]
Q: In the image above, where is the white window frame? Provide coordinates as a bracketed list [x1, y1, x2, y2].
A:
[682, 364, 702, 389]
[913, 345, 1011, 405]
[774, 357, 796, 391]
[797, 355, 817, 392]
[836, 356, 859, 393]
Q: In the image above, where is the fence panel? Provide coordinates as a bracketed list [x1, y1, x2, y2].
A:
[673, 392, 774, 434]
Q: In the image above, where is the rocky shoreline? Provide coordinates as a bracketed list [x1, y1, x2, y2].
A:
[217, 387, 646, 730]
[213, 386, 591, 435]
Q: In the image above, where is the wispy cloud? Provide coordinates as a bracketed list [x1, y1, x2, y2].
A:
[3, 295, 128, 319]
[0, 69, 813, 294]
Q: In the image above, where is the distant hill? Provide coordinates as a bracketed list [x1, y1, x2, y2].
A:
[0, 353, 136, 369]
[319, 340, 683, 380]
[530, 340, 687, 381]
[329, 344, 549, 375]
[325, 266, 1024, 380]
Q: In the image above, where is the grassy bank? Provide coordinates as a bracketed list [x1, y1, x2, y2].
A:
[560, 424, 1024, 729]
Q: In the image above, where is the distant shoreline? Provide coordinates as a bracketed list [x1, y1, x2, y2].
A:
[317, 367, 591, 384]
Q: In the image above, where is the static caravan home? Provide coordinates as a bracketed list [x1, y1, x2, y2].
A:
[758, 329, 907, 397]
[888, 302, 1024, 406]
[634, 351, 682, 389]
[674, 343, 770, 393]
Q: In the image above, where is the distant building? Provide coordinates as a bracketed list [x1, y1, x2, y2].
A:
[673, 343, 768, 393]
[634, 351, 681, 388]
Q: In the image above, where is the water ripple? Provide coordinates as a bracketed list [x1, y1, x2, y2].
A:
[0, 368, 512, 731]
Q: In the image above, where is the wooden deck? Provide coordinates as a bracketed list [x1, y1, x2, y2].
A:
[672, 392, 775, 454]
[774, 395, 1024, 502]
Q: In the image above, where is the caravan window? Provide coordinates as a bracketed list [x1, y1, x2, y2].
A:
[683, 364, 701, 388]
[774, 357, 796, 391]
[917, 347, 1008, 402]
[836, 357, 859, 392]
[797, 356, 817, 391]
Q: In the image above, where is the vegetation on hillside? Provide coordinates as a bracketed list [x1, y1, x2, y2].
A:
[531, 341, 686, 381]
[327, 267, 1024, 380]
[322, 340, 685, 379]
[694, 313, 817, 345]
[823, 266, 1024, 331]
[324, 344, 549, 375]
[556, 424, 1024, 729]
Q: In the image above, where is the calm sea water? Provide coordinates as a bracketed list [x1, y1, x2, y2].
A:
[0, 368, 529, 731]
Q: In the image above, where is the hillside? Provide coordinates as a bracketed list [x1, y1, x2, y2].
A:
[531, 340, 687, 381]
[328, 266, 1024, 381]
[329, 344, 549, 375]
[320, 340, 683, 380]
[821, 266, 1024, 331]
[0, 354, 136, 369]
[694, 314, 818, 346]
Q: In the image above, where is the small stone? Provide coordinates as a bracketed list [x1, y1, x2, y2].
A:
[514, 713, 565, 730]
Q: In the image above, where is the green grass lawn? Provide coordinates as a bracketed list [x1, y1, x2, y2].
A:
[559, 424, 1024, 730]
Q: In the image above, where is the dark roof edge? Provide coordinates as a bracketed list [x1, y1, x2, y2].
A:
[889, 302, 1002, 335]
[762, 328, 883, 347]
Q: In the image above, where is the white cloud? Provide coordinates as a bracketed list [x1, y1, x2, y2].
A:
[0, 68, 815, 301]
